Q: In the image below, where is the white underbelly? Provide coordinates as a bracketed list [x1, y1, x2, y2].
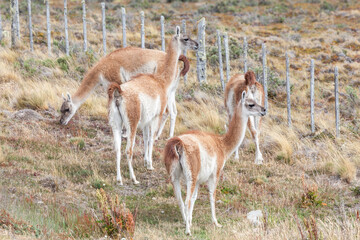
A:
[138, 93, 161, 129]
[184, 135, 217, 184]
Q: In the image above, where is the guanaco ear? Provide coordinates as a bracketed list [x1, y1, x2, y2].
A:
[241, 91, 246, 104]
[62, 93, 67, 101]
[66, 92, 72, 102]
[176, 26, 180, 37]
[245, 71, 256, 86]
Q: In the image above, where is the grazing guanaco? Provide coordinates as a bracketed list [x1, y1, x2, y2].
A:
[224, 71, 265, 164]
[164, 91, 266, 235]
[108, 27, 198, 185]
[60, 47, 189, 139]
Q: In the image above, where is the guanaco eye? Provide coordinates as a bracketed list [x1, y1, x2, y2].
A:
[184, 38, 189, 41]
[249, 104, 255, 107]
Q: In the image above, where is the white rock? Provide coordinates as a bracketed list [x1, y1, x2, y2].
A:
[12, 109, 44, 121]
[247, 210, 263, 226]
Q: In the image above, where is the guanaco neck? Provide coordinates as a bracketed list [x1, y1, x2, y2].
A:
[154, 38, 181, 90]
[221, 105, 248, 157]
[71, 66, 101, 106]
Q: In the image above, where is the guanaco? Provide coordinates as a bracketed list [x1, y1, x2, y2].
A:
[164, 91, 266, 235]
[60, 46, 189, 139]
[108, 27, 198, 185]
[224, 71, 265, 164]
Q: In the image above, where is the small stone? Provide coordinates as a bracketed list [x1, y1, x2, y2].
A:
[247, 210, 263, 226]
[12, 109, 44, 121]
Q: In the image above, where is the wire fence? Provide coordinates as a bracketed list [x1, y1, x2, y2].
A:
[2, 0, 342, 137]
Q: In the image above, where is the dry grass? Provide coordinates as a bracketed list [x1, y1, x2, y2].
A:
[0, 147, 4, 164]
[0, 0, 360, 239]
[176, 92, 226, 134]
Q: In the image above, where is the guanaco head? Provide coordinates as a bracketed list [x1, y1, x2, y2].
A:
[173, 26, 199, 52]
[59, 93, 76, 125]
[239, 91, 266, 117]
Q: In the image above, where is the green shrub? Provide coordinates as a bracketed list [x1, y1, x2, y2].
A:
[167, 0, 197, 2]
[42, 59, 55, 68]
[271, 3, 288, 13]
[70, 137, 86, 150]
[23, 59, 38, 76]
[229, 37, 243, 59]
[220, 185, 238, 195]
[350, 186, 360, 196]
[92, 179, 107, 190]
[61, 164, 93, 183]
[56, 57, 69, 72]
[320, 1, 336, 11]
[346, 86, 358, 103]
[130, 0, 152, 8]
[207, 46, 220, 67]
[198, 0, 242, 14]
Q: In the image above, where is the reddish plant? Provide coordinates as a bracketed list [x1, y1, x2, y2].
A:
[96, 188, 136, 239]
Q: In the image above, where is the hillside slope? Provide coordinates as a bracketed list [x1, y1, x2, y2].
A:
[0, 0, 359, 239]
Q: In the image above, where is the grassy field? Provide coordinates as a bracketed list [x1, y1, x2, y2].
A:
[0, 0, 360, 239]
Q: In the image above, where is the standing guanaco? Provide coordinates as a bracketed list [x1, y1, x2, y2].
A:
[164, 91, 266, 235]
[108, 27, 198, 185]
[225, 71, 265, 164]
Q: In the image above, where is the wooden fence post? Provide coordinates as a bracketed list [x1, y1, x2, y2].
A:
[121, 7, 126, 47]
[15, 0, 20, 39]
[27, 0, 33, 52]
[0, 11, 2, 42]
[64, 0, 69, 56]
[286, 52, 291, 127]
[217, 30, 224, 91]
[82, 0, 87, 52]
[46, 0, 51, 54]
[11, 0, 17, 48]
[334, 66, 339, 137]
[223, 32, 230, 83]
[262, 43, 268, 110]
[310, 59, 315, 133]
[243, 36, 247, 73]
[140, 11, 145, 49]
[160, 15, 165, 51]
[101, 2, 106, 55]
[196, 18, 206, 83]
